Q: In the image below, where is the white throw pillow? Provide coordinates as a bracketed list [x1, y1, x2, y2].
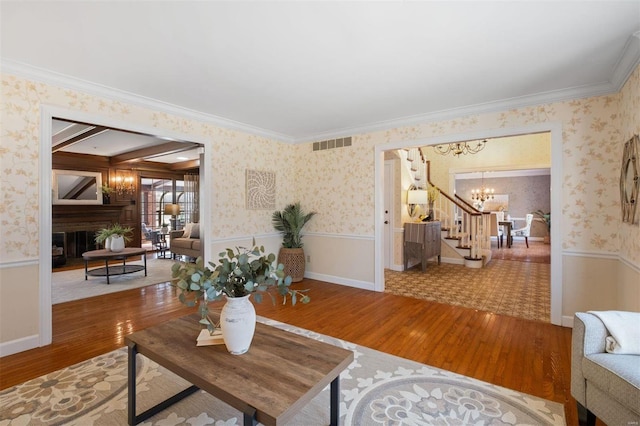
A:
[182, 223, 194, 238]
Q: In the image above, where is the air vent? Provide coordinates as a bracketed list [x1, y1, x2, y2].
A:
[312, 137, 352, 151]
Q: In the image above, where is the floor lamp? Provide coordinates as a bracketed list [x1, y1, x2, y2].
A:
[164, 204, 180, 231]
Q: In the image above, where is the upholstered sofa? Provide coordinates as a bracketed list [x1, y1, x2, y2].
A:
[169, 223, 202, 259]
[571, 311, 640, 425]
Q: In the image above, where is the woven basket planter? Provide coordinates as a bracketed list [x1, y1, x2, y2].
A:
[278, 247, 306, 282]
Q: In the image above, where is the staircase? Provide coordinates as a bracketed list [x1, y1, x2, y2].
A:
[400, 150, 493, 268]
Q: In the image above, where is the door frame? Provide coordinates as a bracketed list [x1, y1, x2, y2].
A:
[38, 105, 212, 346]
[374, 122, 563, 325]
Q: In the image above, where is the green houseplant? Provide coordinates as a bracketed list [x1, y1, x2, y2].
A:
[100, 184, 113, 204]
[534, 210, 551, 243]
[271, 202, 316, 282]
[171, 240, 310, 354]
[94, 223, 133, 251]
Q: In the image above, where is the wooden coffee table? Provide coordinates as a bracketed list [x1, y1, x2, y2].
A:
[125, 314, 354, 425]
[82, 248, 147, 284]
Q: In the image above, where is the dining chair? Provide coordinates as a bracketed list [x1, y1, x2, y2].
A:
[489, 212, 503, 248]
[511, 213, 534, 248]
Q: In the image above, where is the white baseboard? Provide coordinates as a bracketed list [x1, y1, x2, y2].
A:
[0, 334, 40, 357]
[305, 271, 374, 291]
[562, 316, 574, 328]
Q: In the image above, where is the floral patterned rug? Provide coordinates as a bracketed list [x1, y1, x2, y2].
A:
[0, 318, 565, 425]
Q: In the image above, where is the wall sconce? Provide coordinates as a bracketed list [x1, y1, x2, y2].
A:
[164, 203, 181, 230]
[407, 188, 428, 218]
[114, 173, 135, 196]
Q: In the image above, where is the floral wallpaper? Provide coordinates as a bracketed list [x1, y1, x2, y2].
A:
[294, 66, 639, 265]
[0, 74, 294, 263]
[1, 65, 639, 266]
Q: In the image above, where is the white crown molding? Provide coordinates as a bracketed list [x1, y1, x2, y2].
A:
[294, 32, 640, 144]
[610, 31, 640, 90]
[294, 80, 617, 143]
[0, 59, 295, 144]
[2, 30, 638, 145]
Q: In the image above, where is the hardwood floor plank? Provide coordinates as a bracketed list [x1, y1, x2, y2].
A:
[0, 279, 585, 424]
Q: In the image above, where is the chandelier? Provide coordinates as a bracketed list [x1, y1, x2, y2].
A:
[470, 172, 494, 206]
[433, 139, 487, 157]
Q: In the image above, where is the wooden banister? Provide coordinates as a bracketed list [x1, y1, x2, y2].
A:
[425, 161, 480, 217]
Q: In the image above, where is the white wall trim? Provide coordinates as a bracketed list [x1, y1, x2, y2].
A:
[38, 104, 214, 351]
[0, 259, 39, 269]
[4, 27, 639, 146]
[2, 60, 293, 144]
[209, 232, 282, 245]
[0, 334, 40, 357]
[304, 271, 374, 291]
[562, 316, 575, 328]
[562, 249, 619, 260]
[619, 255, 640, 273]
[305, 232, 375, 241]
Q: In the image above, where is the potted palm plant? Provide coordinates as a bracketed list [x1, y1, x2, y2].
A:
[171, 240, 310, 354]
[271, 202, 316, 282]
[534, 210, 551, 243]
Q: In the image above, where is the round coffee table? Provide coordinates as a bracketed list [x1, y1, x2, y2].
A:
[82, 248, 147, 284]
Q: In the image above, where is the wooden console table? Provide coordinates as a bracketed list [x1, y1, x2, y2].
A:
[403, 221, 441, 271]
[125, 314, 353, 425]
[82, 248, 147, 284]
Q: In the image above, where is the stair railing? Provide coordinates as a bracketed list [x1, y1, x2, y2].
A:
[425, 161, 489, 260]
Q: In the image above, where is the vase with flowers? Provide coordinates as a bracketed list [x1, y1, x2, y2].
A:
[171, 239, 310, 354]
[427, 185, 440, 220]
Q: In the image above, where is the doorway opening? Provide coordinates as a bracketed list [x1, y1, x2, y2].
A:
[374, 123, 563, 325]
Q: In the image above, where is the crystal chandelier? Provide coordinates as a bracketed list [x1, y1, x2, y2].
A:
[470, 172, 494, 205]
[433, 139, 487, 157]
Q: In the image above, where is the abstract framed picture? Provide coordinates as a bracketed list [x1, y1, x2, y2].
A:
[246, 169, 276, 210]
[620, 134, 639, 224]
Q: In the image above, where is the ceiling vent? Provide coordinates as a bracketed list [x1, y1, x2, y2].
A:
[313, 137, 352, 151]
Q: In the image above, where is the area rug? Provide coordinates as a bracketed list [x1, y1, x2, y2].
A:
[52, 258, 176, 304]
[0, 318, 565, 425]
[385, 259, 550, 323]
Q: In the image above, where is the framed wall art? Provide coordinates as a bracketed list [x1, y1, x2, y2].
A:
[620, 134, 639, 224]
[246, 169, 276, 210]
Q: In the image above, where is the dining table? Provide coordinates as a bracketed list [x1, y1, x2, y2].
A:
[499, 220, 513, 248]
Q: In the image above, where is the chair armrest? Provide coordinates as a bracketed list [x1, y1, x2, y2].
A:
[571, 312, 609, 404]
[169, 230, 184, 239]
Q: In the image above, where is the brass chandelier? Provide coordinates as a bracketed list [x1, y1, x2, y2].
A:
[433, 139, 487, 157]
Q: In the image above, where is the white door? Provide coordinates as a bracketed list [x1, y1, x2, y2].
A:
[384, 161, 394, 269]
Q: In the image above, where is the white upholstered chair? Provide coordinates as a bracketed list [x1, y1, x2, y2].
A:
[489, 212, 503, 248]
[510, 213, 533, 248]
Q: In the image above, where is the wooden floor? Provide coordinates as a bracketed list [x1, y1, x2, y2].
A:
[0, 279, 586, 425]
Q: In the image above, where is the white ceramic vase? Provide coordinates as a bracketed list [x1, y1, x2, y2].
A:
[220, 294, 256, 355]
[104, 236, 112, 251]
[110, 235, 125, 252]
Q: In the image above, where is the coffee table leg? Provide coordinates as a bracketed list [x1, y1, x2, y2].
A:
[143, 252, 147, 276]
[84, 259, 88, 281]
[128, 343, 137, 425]
[243, 408, 257, 426]
[105, 259, 110, 284]
[330, 376, 339, 426]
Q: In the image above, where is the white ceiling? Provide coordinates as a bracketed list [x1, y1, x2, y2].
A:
[2, 1, 639, 143]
